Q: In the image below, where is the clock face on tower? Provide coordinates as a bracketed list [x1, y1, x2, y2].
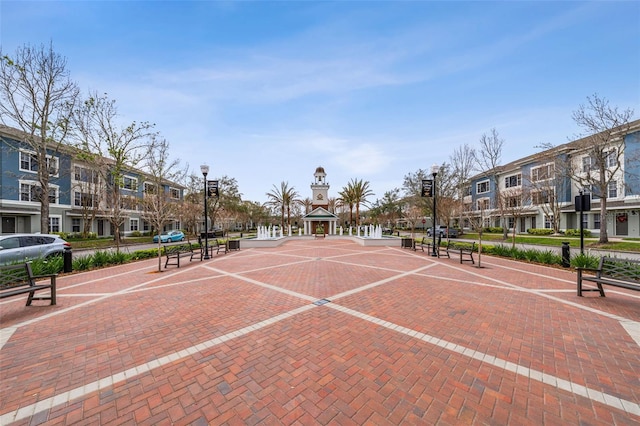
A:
[317, 194, 323, 200]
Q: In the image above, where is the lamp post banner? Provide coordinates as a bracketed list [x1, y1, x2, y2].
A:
[207, 180, 219, 198]
[421, 179, 433, 197]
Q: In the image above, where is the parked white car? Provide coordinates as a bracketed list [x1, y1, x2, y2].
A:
[0, 233, 71, 265]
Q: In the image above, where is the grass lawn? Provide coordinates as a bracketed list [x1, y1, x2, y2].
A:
[459, 232, 640, 252]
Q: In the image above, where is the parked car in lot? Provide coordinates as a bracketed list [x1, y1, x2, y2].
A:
[0, 233, 71, 265]
[426, 226, 458, 238]
[153, 230, 185, 243]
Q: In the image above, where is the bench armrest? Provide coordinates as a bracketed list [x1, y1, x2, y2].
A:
[31, 273, 58, 281]
[576, 267, 600, 273]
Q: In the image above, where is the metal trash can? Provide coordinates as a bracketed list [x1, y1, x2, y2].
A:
[63, 247, 73, 273]
[561, 242, 570, 268]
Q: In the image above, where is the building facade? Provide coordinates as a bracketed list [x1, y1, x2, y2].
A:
[303, 166, 338, 235]
[0, 125, 184, 236]
[463, 119, 640, 238]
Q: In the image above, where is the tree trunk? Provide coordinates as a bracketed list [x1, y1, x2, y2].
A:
[599, 198, 608, 243]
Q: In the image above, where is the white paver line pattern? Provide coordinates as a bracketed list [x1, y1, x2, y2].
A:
[1, 242, 639, 423]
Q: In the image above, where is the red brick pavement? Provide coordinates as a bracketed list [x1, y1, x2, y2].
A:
[1, 238, 639, 425]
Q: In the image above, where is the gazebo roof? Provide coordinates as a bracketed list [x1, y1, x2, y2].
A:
[303, 206, 338, 220]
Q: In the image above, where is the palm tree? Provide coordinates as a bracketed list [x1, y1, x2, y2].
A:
[265, 181, 299, 229]
[349, 178, 374, 226]
[337, 186, 355, 227]
[301, 197, 313, 214]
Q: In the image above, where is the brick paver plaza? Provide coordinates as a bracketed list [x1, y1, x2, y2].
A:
[1, 238, 639, 425]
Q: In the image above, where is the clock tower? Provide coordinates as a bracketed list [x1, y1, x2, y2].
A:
[311, 166, 329, 209]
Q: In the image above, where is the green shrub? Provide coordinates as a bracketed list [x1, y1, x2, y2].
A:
[522, 249, 540, 262]
[536, 250, 562, 265]
[483, 227, 503, 234]
[130, 231, 143, 237]
[564, 229, 592, 237]
[130, 248, 158, 260]
[53, 231, 69, 240]
[91, 250, 110, 267]
[527, 228, 555, 236]
[488, 244, 513, 257]
[72, 254, 94, 271]
[570, 253, 600, 269]
[110, 251, 129, 264]
[30, 256, 63, 275]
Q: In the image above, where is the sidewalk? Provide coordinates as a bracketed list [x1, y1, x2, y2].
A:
[1, 238, 639, 424]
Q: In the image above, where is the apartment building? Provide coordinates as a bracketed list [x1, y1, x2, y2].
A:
[463, 119, 640, 238]
[0, 125, 185, 236]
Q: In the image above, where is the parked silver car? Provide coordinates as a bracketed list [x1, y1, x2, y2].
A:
[0, 233, 71, 265]
[427, 226, 458, 238]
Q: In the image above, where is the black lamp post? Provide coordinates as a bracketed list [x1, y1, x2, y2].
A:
[431, 164, 438, 257]
[200, 164, 210, 260]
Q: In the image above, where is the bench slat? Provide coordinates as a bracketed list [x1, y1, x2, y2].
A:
[0, 263, 57, 305]
[577, 256, 640, 297]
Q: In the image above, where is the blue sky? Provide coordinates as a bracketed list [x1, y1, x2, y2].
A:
[2, 1, 639, 204]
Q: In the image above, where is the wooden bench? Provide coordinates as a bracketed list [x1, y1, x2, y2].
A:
[213, 239, 228, 255]
[0, 263, 57, 306]
[446, 242, 476, 264]
[416, 237, 449, 258]
[164, 244, 196, 268]
[577, 256, 640, 297]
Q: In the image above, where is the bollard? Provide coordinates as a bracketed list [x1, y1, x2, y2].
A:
[561, 242, 570, 268]
[63, 247, 73, 273]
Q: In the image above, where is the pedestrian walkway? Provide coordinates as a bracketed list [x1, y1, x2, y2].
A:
[1, 239, 639, 425]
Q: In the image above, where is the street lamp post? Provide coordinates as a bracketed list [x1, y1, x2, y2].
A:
[431, 164, 438, 257]
[200, 164, 210, 260]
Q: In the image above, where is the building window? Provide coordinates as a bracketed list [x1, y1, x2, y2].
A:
[46, 157, 59, 176]
[463, 186, 472, 197]
[143, 221, 150, 231]
[476, 180, 489, 194]
[20, 182, 38, 202]
[506, 196, 521, 208]
[608, 180, 617, 198]
[20, 151, 37, 171]
[170, 187, 180, 199]
[72, 218, 81, 233]
[507, 217, 515, 229]
[144, 182, 158, 194]
[49, 217, 60, 233]
[605, 149, 617, 168]
[121, 196, 139, 211]
[544, 215, 553, 229]
[584, 186, 600, 200]
[19, 151, 58, 175]
[476, 198, 490, 210]
[504, 174, 521, 188]
[531, 164, 553, 182]
[19, 182, 57, 203]
[130, 219, 139, 232]
[122, 176, 138, 191]
[48, 186, 58, 204]
[74, 191, 97, 207]
[74, 166, 99, 184]
[594, 213, 601, 229]
[582, 213, 588, 230]
[532, 189, 553, 205]
[582, 156, 594, 173]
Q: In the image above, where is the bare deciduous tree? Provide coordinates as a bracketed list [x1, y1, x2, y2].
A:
[450, 143, 476, 232]
[500, 186, 532, 248]
[71, 91, 155, 249]
[0, 42, 79, 232]
[569, 94, 635, 243]
[140, 137, 186, 271]
[477, 128, 506, 238]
